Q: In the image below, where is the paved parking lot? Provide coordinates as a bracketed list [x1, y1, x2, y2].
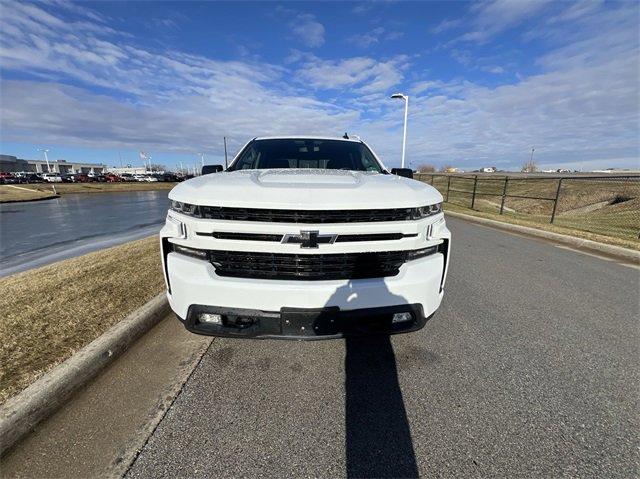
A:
[127, 218, 639, 478]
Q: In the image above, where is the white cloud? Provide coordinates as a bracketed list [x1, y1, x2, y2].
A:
[450, 49, 472, 66]
[483, 66, 505, 74]
[0, 0, 638, 172]
[352, 3, 373, 15]
[430, 18, 463, 35]
[287, 11, 325, 48]
[454, 0, 553, 43]
[348, 27, 404, 49]
[294, 55, 409, 93]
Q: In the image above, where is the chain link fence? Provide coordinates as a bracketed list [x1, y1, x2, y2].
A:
[416, 174, 640, 241]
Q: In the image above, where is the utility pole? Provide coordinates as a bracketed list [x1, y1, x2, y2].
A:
[223, 137, 228, 169]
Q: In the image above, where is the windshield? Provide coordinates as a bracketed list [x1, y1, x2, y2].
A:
[227, 139, 384, 173]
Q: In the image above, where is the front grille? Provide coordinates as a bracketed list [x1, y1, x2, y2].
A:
[208, 250, 409, 280]
[198, 206, 419, 223]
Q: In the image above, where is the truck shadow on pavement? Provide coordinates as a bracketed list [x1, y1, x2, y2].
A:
[344, 335, 419, 478]
[326, 277, 419, 478]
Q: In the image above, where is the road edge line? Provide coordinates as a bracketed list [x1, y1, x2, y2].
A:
[0, 293, 170, 456]
[445, 210, 640, 264]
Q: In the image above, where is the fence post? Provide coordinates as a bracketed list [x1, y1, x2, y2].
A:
[550, 178, 563, 223]
[430, 174, 434, 185]
[470, 175, 478, 209]
[446, 176, 451, 203]
[499, 176, 509, 215]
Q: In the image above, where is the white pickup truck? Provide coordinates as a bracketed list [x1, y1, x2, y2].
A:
[160, 136, 451, 339]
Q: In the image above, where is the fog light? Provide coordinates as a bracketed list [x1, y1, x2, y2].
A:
[392, 312, 413, 323]
[199, 313, 222, 324]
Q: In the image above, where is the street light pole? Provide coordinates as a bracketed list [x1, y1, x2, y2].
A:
[38, 148, 51, 173]
[391, 93, 409, 168]
[530, 147, 535, 163]
[223, 137, 228, 169]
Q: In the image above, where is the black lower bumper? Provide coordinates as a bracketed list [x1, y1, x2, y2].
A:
[178, 304, 430, 340]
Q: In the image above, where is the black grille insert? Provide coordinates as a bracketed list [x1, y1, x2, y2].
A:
[198, 232, 284, 242]
[209, 250, 408, 280]
[196, 231, 417, 243]
[198, 206, 417, 223]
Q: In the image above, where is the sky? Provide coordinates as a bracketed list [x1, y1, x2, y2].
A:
[0, 0, 638, 172]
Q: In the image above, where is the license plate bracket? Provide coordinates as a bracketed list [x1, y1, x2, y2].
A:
[280, 307, 340, 337]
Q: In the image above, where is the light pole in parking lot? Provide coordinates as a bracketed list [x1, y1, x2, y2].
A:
[391, 93, 409, 168]
[38, 148, 51, 173]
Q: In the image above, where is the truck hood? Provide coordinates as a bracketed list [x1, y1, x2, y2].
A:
[169, 169, 443, 209]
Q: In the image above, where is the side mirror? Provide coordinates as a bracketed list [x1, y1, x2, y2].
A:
[202, 164, 224, 175]
[391, 168, 413, 179]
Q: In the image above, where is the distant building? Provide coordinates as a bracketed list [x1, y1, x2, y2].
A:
[480, 166, 497, 173]
[0, 154, 106, 174]
[591, 168, 640, 174]
[444, 167, 462, 173]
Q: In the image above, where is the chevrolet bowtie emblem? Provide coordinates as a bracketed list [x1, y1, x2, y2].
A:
[282, 230, 337, 249]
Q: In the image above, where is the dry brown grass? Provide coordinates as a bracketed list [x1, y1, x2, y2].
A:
[0, 182, 176, 203]
[444, 203, 640, 250]
[0, 236, 164, 404]
[0, 185, 59, 202]
[419, 174, 640, 243]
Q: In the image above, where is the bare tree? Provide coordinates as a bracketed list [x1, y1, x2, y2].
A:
[149, 163, 167, 172]
[417, 163, 436, 173]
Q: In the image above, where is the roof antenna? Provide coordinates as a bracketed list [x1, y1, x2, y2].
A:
[343, 132, 349, 139]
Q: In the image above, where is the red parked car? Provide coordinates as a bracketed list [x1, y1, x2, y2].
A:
[0, 172, 18, 184]
[73, 173, 92, 183]
[104, 173, 122, 182]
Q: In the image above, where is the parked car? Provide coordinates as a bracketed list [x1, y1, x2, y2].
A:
[133, 174, 157, 182]
[119, 173, 136, 182]
[12, 172, 32, 183]
[60, 174, 75, 183]
[104, 173, 122, 182]
[161, 136, 451, 339]
[154, 173, 181, 182]
[41, 173, 63, 183]
[0, 172, 18, 184]
[24, 174, 45, 183]
[73, 173, 92, 183]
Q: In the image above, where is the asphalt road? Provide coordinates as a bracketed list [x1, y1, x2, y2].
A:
[126, 217, 639, 478]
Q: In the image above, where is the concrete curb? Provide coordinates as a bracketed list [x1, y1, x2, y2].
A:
[0, 293, 170, 456]
[446, 210, 640, 264]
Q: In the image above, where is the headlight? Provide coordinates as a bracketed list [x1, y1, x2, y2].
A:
[427, 203, 442, 215]
[409, 203, 442, 219]
[170, 200, 200, 216]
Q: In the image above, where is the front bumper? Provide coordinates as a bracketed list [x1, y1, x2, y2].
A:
[165, 249, 447, 339]
[182, 304, 431, 339]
